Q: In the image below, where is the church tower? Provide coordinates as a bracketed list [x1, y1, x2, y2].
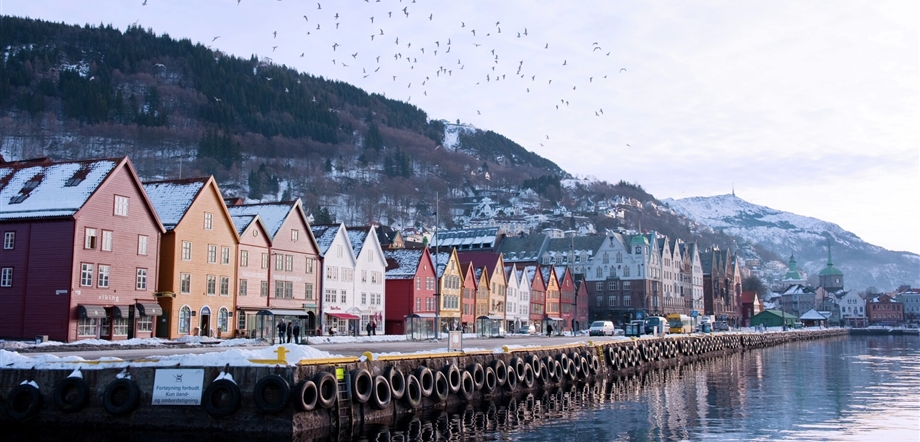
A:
[818, 238, 844, 291]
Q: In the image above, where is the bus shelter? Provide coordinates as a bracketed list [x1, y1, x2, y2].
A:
[406, 313, 437, 341]
[255, 309, 312, 343]
[476, 315, 504, 338]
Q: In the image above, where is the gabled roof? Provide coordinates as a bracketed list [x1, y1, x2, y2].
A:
[433, 227, 500, 249]
[799, 309, 829, 320]
[143, 177, 208, 230]
[458, 251, 502, 274]
[226, 201, 298, 239]
[384, 248, 426, 279]
[0, 158, 119, 220]
[231, 215, 258, 236]
[346, 226, 373, 257]
[753, 309, 797, 320]
[497, 233, 547, 263]
[310, 223, 342, 255]
[542, 235, 606, 260]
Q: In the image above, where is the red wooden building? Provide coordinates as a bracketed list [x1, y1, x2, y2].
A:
[556, 265, 576, 332]
[0, 157, 164, 342]
[383, 248, 436, 335]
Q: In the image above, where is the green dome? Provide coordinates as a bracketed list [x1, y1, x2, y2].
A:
[630, 235, 649, 246]
[819, 264, 844, 276]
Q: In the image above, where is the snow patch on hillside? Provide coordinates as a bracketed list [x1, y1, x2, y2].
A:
[442, 122, 477, 151]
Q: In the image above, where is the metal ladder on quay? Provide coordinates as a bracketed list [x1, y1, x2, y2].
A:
[335, 371, 353, 441]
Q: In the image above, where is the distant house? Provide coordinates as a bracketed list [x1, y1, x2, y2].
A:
[525, 265, 547, 334]
[750, 310, 797, 328]
[459, 262, 477, 330]
[867, 294, 904, 326]
[433, 248, 463, 331]
[311, 223, 359, 334]
[780, 284, 818, 318]
[799, 309, 830, 327]
[348, 225, 387, 331]
[0, 158, 164, 342]
[740, 291, 763, 327]
[144, 177, 238, 339]
[556, 265, 576, 332]
[574, 276, 590, 331]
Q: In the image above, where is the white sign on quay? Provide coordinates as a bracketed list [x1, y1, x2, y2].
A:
[151, 369, 204, 405]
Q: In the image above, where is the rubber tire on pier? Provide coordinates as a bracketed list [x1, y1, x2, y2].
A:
[313, 371, 337, 409]
[483, 366, 497, 393]
[292, 380, 318, 412]
[538, 362, 549, 384]
[459, 370, 475, 401]
[432, 370, 449, 402]
[578, 356, 589, 377]
[6, 383, 42, 421]
[386, 366, 406, 400]
[527, 355, 542, 379]
[443, 364, 462, 394]
[53, 376, 90, 413]
[350, 368, 373, 404]
[557, 355, 570, 378]
[415, 367, 434, 398]
[504, 366, 518, 391]
[370, 375, 391, 410]
[202, 379, 242, 418]
[589, 353, 600, 374]
[491, 360, 508, 388]
[467, 363, 484, 391]
[511, 357, 527, 383]
[252, 374, 290, 414]
[102, 378, 140, 416]
[403, 374, 422, 409]
[566, 359, 578, 381]
[522, 363, 535, 389]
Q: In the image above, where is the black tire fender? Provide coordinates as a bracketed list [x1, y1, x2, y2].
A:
[53, 376, 90, 413]
[522, 363, 535, 389]
[491, 360, 507, 387]
[527, 355, 542, 379]
[415, 366, 434, 398]
[102, 378, 140, 416]
[483, 366, 497, 393]
[467, 363, 484, 391]
[370, 375, 391, 410]
[202, 379, 241, 418]
[510, 357, 526, 382]
[386, 366, 406, 400]
[350, 368, 373, 404]
[6, 383, 42, 421]
[459, 370, 475, 401]
[442, 364, 461, 394]
[313, 371, 337, 409]
[538, 362, 549, 384]
[252, 374, 290, 413]
[403, 374, 422, 409]
[504, 366, 517, 391]
[292, 380, 318, 412]
[432, 370, 449, 402]
[566, 359, 578, 381]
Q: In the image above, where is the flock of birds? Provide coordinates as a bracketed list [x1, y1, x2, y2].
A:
[141, 0, 631, 150]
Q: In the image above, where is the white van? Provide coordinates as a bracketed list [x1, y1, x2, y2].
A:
[589, 321, 617, 336]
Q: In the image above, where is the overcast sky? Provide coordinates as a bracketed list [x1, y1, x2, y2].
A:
[3, 1, 917, 254]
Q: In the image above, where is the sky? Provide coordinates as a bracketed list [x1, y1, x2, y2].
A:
[2, 1, 918, 254]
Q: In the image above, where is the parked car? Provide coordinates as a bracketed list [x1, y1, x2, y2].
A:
[589, 321, 617, 336]
[713, 321, 730, 332]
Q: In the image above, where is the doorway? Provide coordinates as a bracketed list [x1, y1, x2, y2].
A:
[200, 306, 211, 337]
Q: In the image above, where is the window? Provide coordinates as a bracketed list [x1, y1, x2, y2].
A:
[137, 235, 148, 255]
[426, 277, 435, 290]
[283, 281, 293, 299]
[596, 267, 602, 278]
[101, 230, 113, 251]
[239, 279, 248, 296]
[182, 241, 192, 260]
[114, 195, 129, 216]
[260, 281, 269, 297]
[609, 281, 618, 290]
[218, 308, 229, 333]
[0, 267, 12, 287]
[208, 245, 217, 263]
[337, 245, 343, 258]
[275, 281, 284, 299]
[113, 318, 129, 336]
[221, 247, 230, 265]
[98, 265, 110, 288]
[204, 212, 213, 230]
[275, 254, 284, 271]
[77, 318, 99, 337]
[239, 250, 249, 267]
[609, 295, 617, 306]
[3, 232, 14, 249]
[220, 276, 229, 296]
[416, 277, 421, 290]
[180, 273, 191, 294]
[305, 283, 314, 300]
[291, 229, 299, 241]
[84, 228, 97, 249]
[362, 270, 367, 282]
[596, 282, 604, 291]
[136, 268, 148, 290]
[285, 255, 294, 272]
[137, 315, 152, 332]
[362, 292, 368, 305]
[325, 289, 336, 303]
[178, 306, 191, 334]
[207, 275, 217, 295]
[306, 258, 314, 273]
[623, 295, 631, 306]
[416, 298, 422, 312]
[81, 263, 94, 286]
[340, 290, 347, 304]
[261, 253, 269, 269]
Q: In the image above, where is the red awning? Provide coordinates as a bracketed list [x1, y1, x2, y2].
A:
[327, 313, 360, 320]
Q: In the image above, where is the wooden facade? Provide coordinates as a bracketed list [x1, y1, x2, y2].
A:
[0, 158, 164, 342]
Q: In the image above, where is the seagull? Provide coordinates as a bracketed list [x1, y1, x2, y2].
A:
[154, 63, 165, 68]
[619, 68, 627, 73]
[461, 22, 465, 27]
[626, 144, 631, 147]
[524, 28, 528, 36]
[142, 0, 147, 5]
[336, 23, 340, 29]
[334, 13, 339, 19]
[371, 17, 374, 23]
[273, 31, 277, 38]
[380, 29, 384, 35]
[332, 43, 339, 50]
[593, 42, 599, 46]
[317, 2, 321, 9]
[593, 47, 602, 51]
[546, 135, 549, 139]
[429, 13, 433, 20]
[352, 52, 358, 58]
[265, 77, 272, 81]
[589, 77, 593, 82]
[600, 109, 604, 114]
[563, 60, 567, 66]
[300, 52, 304, 57]
[545, 43, 549, 49]
[477, 110, 481, 115]
[471, 29, 476, 36]
[272, 46, 278, 52]
[212, 36, 221, 42]
[595, 111, 599, 116]
[316, 24, 321, 30]
[304, 15, 308, 21]
[214, 96, 221, 102]
[285, 87, 289, 93]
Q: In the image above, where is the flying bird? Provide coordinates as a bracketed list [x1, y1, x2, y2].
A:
[477, 110, 481, 115]
[304, 15, 308, 21]
[317, 2, 321, 9]
[212, 36, 220, 42]
[332, 43, 339, 50]
[334, 13, 339, 19]
[352, 52, 358, 58]
[563, 60, 567, 66]
[273, 31, 277, 38]
[272, 46, 278, 52]
[370, 17, 374, 23]
[619, 68, 627, 73]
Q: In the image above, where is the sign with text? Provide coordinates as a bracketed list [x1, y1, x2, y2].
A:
[152, 369, 204, 405]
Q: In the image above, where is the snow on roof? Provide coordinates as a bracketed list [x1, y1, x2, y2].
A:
[385, 249, 424, 279]
[227, 202, 293, 239]
[799, 309, 829, 320]
[231, 215, 256, 235]
[0, 159, 117, 220]
[310, 224, 340, 254]
[142, 178, 207, 230]
[347, 227, 370, 257]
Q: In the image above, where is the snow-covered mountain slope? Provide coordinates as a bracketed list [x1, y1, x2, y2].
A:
[663, 194, 920, 291]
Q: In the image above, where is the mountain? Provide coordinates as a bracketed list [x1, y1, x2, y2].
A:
[663, 194, 920, 292]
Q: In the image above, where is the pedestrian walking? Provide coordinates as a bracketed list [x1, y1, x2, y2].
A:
[546, 323, 553, 337]
[293, 322, 301, 344]
[371, 321, 377, 336]
[366, 321, 373, 336]
[286, 321, 293, 343]
[277, 320, 286, 344]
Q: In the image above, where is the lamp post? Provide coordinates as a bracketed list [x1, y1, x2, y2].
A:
[434, 191, 440, 340]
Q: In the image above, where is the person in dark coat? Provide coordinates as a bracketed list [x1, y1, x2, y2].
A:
[293, 322, 301, 344]
[371, 321, 377, 336]
[286, 321, 293, 343]
[277, 320, 286, 344]
[366, 322, 373, 336]
[546, 323, 554, 337]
